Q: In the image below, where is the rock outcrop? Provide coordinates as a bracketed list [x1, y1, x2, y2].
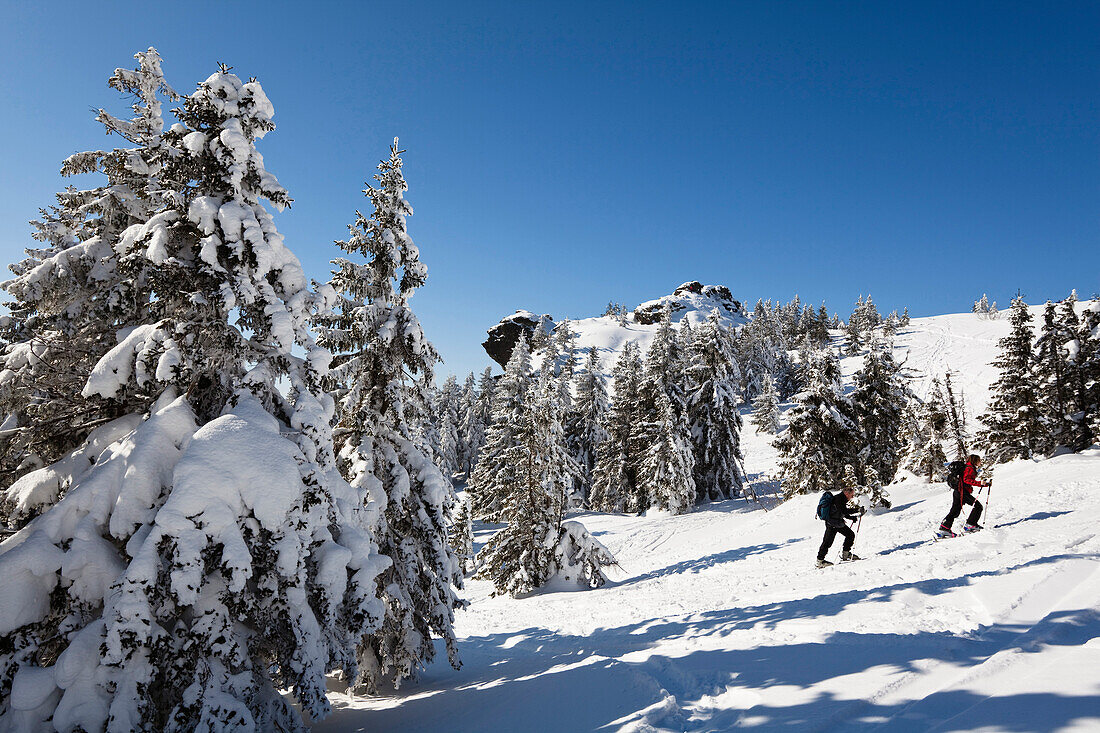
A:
[482, 310, 553, 368]
[632, 281, 744, 324]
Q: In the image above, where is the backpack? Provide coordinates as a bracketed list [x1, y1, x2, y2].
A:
[945, 460, 966, 491]
[816, 491, 833, 521]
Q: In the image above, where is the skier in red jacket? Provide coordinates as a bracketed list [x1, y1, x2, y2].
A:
[938, 454, 990, 537]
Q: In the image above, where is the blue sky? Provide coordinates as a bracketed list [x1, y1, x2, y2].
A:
[2, 1, 1097, 379]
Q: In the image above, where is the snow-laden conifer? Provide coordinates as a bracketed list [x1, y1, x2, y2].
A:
[775, 348, 858, 498]
[901, 380, 949, 481]
[851, 337, 910, 484]
[1, 56, 388, 732]
[475, 358, 592, 597]
[469, 336, 532, 521]
[436, 374, 462, 478]
[449, 497, 475, 576]
[978, 297, 1043, 463]
[750, 374, 781, 434]
[0, 49, 176, 510]
[631, 306, 691, 511]
[456, 372, 478, 475]
[1058, 295, 1098, 450]
[942, 372, 969, 459]
[569, 346, 609, 504]
[463, 366, 495, 476]
[590, 341, 642, 512]
[639, 391, 697, 514]
[1034, 300, 1077, 452]
[316, 138, 462, 691]
[686, 310, 744, 502]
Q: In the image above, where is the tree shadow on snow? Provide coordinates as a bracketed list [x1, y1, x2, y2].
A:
[609, 540, 803, 588]
[993, 510, 1072, 529]
[320, 553, 1100, 733]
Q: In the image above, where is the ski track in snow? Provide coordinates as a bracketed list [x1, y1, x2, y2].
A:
[317, 309, 1100, 733]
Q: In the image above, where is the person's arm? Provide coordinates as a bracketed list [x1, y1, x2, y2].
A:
[961, 464, 987, 488]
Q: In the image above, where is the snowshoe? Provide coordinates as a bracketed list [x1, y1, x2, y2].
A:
[841, 551, 862, 562]
[933, 527, 957, 540]
[962, 523, 983, 533]
[816, 559, 833, 568]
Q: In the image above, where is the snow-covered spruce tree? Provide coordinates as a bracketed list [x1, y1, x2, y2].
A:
[638, 390, 696, 514]
[686, 310, 744, 502]
[448, 497, 475, 576]
[1059, 295, 1098, 451]
[568, 346, 609, 505]
[456, 372, 478, 475]
[475, 357, 600, 596]
[864, 466, 890, 508]
[0, 49, 176, 513]
[840, 464, 890, 509]
[978, 297, 1043, 463]
[750, 374, 780, 434]
[736, 301, 794, 401]
[775, 347, 858, 498]
[0, 59, 391, 731]
[530, 313, 553, 351]
[845, 296, 865, 354]
[942, 371, 969, 459]
[1081, 302, 1100, 441]
[851, 337, 910, 484]
[435, 374, 462, 478]
[900, 307, 911, 327]
[901, 379, 949, 481]
[590, 340, 642, 512]
[469, 335, 532, 522]
[317, 139, 463, 692]
[463, 366, 495, 476]
[631, 306, 691, 512]
[1034, 300, 1077, 452]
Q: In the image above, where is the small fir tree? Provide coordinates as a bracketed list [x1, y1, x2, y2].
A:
[469, 336, 533, 521]
[750, 374, 781, 434]
[590, 341, 642, 512]
[978, 297, 1043, 463]
[318, 138, 464, 691]
[638, 390, 697, 514]
[775, 348, 858, 498]
[686, 310, 744, 502]
[901, 380, 950, 481]
[568, 346, 609, 504]
[851, 337, 910, 484]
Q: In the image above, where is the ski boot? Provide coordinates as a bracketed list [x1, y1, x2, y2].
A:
[963, 523, 983, 533]
[841, 551, 862, 562]
[816, 558, 833, 568]
[934, 526, 957, 540]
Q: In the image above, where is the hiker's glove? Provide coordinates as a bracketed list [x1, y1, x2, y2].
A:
[859, 507, 866, 516]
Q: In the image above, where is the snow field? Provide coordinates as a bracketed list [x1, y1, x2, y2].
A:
[319, 450, 1100, 732]
[317, 307, 1100, 732]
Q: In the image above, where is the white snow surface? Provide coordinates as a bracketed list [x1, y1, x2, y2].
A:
[318, 308, 1100, 732]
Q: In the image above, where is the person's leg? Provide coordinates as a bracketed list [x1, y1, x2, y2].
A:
[966, 497, 983, 526]
[839, 525, 856, 553]
[818, 526, 838, 561]
[942, 489, 963, 530]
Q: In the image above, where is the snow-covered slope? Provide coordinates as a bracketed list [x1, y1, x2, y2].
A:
[318, 307, 1100, 733]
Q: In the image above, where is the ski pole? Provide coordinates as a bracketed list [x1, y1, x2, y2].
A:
[985, 479, 992, 526]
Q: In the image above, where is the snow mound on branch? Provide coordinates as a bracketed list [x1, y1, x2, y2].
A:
[1, 413, 143, 524]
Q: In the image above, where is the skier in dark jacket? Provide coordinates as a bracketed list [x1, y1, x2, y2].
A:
[938, 454, 990, 537]
[817, 486, 864, 568]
